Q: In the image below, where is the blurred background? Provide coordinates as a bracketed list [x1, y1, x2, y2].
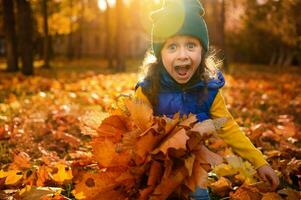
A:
[0, 0, 300, 75]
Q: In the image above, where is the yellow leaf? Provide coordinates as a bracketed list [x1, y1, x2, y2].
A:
[73, 168, 130, 200]
[213, 163, 237, 177]
[51, 164, 73, 184]
[19, 185, 32, 196]
[72, 191, 86, 200]
[0, 169, 23, 185]
[213, 155, 257, 184]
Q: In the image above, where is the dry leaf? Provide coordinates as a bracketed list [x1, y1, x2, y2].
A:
[156, 128, 189, 154]
[230, 184, 262, 200]
[210, 177, 232, 197]
[50, 164, 73, 184]
[0, 170, 23, 185]
[262, 192, 282, 200]
[124, 98, 153, 132]
[9, 152, 31, 170]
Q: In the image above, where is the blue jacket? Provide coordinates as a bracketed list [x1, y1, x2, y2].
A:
[136, 68, 225, 122]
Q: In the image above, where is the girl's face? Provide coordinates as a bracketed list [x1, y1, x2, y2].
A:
[161, 35, 203, 84]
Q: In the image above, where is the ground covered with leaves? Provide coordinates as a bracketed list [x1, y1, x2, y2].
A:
[0, 65, 300, 200]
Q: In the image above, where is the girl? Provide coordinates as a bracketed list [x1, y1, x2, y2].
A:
[135, 0, 279, 199]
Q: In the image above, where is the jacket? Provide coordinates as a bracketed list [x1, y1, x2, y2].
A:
[135, 69, 267, 169]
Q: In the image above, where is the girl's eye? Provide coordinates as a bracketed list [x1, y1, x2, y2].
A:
[187, 42, 196, 49]
[167, 44, 177, 51]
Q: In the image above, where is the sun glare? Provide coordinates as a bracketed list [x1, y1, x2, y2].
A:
[97, 0, 107, 11]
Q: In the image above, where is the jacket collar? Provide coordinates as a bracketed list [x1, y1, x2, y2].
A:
[160, 67, 225, 91]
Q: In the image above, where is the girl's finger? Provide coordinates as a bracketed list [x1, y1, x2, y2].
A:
[267, 174, 278, 191]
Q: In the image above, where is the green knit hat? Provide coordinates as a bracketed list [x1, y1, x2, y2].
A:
[151, 0, 209, 58]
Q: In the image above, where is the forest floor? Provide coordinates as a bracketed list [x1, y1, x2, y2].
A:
[0, 63, 300, 199]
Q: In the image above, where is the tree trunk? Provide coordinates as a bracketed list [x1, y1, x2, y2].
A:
[115, 0, 125, 72]
[67, 0, 74, 60]
[283, 49, 294, 67]
[105, 0, 113, 69]
[2, 0, 18, 72]
[42, 0, 50, 68]
[220, 0, 228, 72]
[76, 0, 84, 59]
[16, 0, 34, 75]
[269, 51, 277, 66]
[276, 48, 285, 67]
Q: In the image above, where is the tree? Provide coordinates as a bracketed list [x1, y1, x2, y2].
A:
[42, 0, 50, 68]
[243, 0, 301, 67]
[203, 0, 228, 70]
[115, 0, 125, 72]
[105, 0, 113, 69]
[220, 0, 228, 72]
[16, 0, 34, 75]
[2, 0, 18, 72]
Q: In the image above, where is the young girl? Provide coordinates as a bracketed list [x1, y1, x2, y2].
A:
[135, 0, 279, 199]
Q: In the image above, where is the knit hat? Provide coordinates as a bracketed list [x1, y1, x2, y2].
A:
[150, 0, 209, 58]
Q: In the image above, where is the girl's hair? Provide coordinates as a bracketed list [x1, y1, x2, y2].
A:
[139, 48, 222, 107]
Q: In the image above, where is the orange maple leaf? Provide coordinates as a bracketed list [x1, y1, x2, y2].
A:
[124, 98, 154, 132]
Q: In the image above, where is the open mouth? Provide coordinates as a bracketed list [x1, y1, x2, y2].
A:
[174, 65, 190, 77]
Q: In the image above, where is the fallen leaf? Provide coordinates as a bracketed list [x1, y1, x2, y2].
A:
[156, 128, 189, 154]
[230, 184, 262, 200]
[51, 164, 73, 184]
[0, 169, 23, 185]
[124, 98, 153, 132]
[210, 177, 232, 197]
[262, 192, 282, 200]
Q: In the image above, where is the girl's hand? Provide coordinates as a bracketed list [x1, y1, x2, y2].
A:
[257, 165, 279, 191]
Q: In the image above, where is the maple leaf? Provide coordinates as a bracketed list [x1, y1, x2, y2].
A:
[139, 161, 163, 200]
[190, 118, 227, 138]
[80, 110, 109, 136]
[20, 186, 62, 200]
[150, 162, 190, 200]
[230, 184, 262, 200]
[9, 152, 31, 170]
[154, 128, 189, 154]
[278, 188, 301, 200]
[92, 138, 131, 167]
[209, 177, 232, 197]
[134, 128, 167, 164]
[184, 156, 210, 191]
[73, 167, 133, 200]
[179, 114, 198, 128]
[195, 145, 223, 167]
[261, 192, 282, 200]
[96, 115, 129, 142]
[212, 154, 258, 187]
[124, 98, 154, 132]
[50, 163, 73, 184]
[52, 130, 81, 148]
[36, 165, 52, 187]
[0, 169, 23, 185]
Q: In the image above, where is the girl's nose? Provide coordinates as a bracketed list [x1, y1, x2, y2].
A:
[177, 47, 189, 60]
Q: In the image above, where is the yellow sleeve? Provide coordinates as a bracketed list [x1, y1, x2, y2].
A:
[134, 86, 152, 107]
[210, 91, 268, 169]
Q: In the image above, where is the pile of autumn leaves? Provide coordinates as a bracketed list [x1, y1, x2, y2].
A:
[72, 98, 228, 199]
